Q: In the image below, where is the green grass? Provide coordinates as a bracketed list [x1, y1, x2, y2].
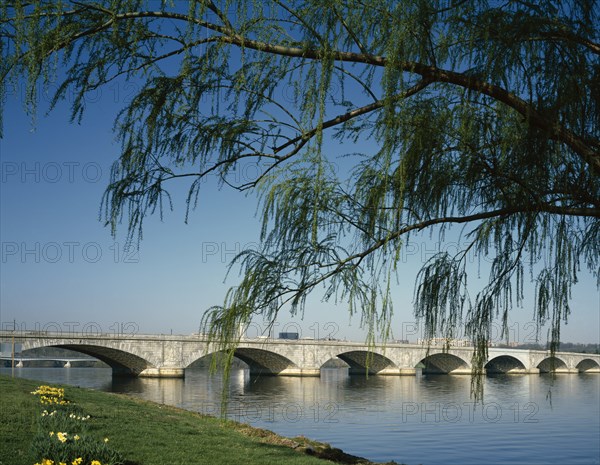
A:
[0, 376, 391, 465]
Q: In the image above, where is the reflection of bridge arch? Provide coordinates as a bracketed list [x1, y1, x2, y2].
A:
[485, 355, 527, 374]
[418, 353, 470, 374]
[576, 359, 600, 373]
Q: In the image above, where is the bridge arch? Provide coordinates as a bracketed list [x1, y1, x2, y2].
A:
[328, 351, 397, 375]
[576, 358, 600, 373]
[537, 356, 568, 373]
[418, 353, 470, 374]
[186, 348, 298, 375]
[485, 355, 527, 374]
[232, 348, 298, 375]
[31, 344, 153, 376]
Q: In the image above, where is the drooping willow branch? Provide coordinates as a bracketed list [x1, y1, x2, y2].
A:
[6, 5, 598, 173]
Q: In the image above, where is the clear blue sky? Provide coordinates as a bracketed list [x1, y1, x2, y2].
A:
[1, 76, 598, 345]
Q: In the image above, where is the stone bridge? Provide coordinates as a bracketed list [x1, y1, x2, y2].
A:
[2, 331, 599, 378]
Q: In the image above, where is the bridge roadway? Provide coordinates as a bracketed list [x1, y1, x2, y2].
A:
[1, 331, 599, 378]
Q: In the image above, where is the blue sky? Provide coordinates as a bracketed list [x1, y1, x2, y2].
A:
[1, 75, 599, 345]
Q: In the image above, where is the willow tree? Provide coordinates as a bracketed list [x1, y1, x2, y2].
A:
[1, 1, 599, 380]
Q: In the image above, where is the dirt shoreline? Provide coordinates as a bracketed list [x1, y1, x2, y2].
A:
[229, 422, 402, 465]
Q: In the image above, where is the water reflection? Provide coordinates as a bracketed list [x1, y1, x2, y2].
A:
[3, 367, 599, 465]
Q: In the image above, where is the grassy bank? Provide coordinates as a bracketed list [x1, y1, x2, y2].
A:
[0, 376, 397, 465]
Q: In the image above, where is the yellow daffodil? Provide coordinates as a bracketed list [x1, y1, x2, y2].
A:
[57, 432, 68, 443]
[91, 461, 102, 465]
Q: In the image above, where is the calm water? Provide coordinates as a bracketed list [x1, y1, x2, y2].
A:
[4, 367, 600, 465]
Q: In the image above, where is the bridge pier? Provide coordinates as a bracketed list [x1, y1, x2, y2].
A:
[547, 368, 580, 374]
[447, 368, 472, 375]
[375, 367, 417, 375]
[505, 368, 540, 374]
[278, 367, 321, 376]
[398, 368, 417, 375]
[139, 368, 185, 378]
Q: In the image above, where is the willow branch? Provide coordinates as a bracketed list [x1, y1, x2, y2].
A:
[7, 7, 600, 173]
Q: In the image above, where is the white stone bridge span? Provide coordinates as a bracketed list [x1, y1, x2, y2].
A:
[2, 331, 599, 378]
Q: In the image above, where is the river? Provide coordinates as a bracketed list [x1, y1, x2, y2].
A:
[3, 367, 599, 465]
